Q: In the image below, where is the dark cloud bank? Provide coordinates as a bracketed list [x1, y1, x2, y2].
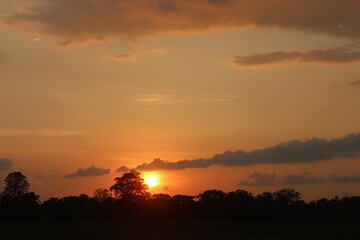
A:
[240, 172, 360, 186]
[64, 166, 110, 179]
[134, 133, 360, 171]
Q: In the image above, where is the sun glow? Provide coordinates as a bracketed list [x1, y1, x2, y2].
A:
[145, 176, 157, 187]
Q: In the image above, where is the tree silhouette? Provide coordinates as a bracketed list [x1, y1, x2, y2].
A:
[3, 172, 30, 198]
[93, 188, 112, 202]
[274, 188, 301, 204]
[110, 170, 150, 201]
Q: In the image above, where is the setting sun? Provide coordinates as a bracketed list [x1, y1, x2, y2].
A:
[145, 176, 157, 187]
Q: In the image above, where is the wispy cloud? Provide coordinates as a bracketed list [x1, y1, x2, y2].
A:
[350, 80, 360, 86]
[64, 166, 110, 179]
[0, 158, 13, 171]
[232, 47, 360, 67]
[103, 54, 135, 62]
[103, 48, 168, 62]
[132, 133, 360, 171]
[134, 93, 240, 105]
[239, 172, 277, 186]
[31, 37, 41, 42]
[3, 0, 360, 46]
[0, 128, 84, 137]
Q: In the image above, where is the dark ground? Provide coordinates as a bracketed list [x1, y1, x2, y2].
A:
[1, 221, 360, 240]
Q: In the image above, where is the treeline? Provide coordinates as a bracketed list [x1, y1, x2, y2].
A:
[1, 171, 360, 222]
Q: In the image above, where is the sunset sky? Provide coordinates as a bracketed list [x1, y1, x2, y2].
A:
[1, 0, 360, 201]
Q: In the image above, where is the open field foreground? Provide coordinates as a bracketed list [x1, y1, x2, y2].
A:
[1, 221, 360, 240]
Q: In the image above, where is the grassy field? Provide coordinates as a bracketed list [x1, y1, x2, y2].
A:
[1, 221, 360, 240]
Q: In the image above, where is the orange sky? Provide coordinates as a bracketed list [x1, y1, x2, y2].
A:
[1, 0, 360, 201]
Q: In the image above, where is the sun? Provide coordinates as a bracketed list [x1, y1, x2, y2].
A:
[144, 176, 157, 187]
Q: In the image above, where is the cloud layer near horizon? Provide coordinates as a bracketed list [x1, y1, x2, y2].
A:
[232, 47, 360, 67]
[64, 166, 110, 179]
[135, 133, 360, 171]
[3, 0, 360, 46]
[240, 172, 360, 186]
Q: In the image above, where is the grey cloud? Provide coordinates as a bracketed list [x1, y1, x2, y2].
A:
[115, 166, 131, 172]
[281, 172, 324, 185]
[35, 173, 57, 180]
[207, 0, 233, 5]
[329, 174, 360, 183]
[239, 172, 277, 186]
[3, 1, 360, 46]
[240, 172, 360, 186]
[0, 158, 13, 171]
[135, 133, 360, 171]
[157, 1, 179, 14]
[64, 166, 110, 179]
[35, 174, 43, 180]
[350, 80, 360, 86]
[232, 47, 360, 67]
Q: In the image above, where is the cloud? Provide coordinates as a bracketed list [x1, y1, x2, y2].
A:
[31, 37, 41, 42]
[102, 48, 167, 62]
[134, 93, 240, 105]
[0, 128, 83, 137]
[64, 166, 110, 179]
[35, 174, 43, 180]
[328, 174, 360, 183]
[0, 158, 13, 171]
[115, 166, 131, 172]
[350, 80, 360, 86]
[135, 133, 360, 171]
[232, 47, 360, 67]
[104, 54, 135, 62]
[135, 94, 176, 105]
[281, 172, 324, 185]
[240, 171, 360, 186]
[35, 173, 57, 180]
[239, 172, 277, 186]
[3, 0, 360, 46]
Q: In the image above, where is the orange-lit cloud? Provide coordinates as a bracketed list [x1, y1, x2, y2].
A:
[232, 47, 360, 67]
[64, 166, 110, 179]
[3, 0, 360, 46]
[134, 94, 240, 105]
[134, 133, 360, 171]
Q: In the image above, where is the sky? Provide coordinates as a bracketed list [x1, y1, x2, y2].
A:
[0, 0, 360, 201]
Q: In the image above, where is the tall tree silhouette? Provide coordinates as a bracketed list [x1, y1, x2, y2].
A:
[110, 170, 150, 201]
[3, 172, 30, 198]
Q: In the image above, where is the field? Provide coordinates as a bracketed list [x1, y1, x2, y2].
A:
[1, 221, 360, 240]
